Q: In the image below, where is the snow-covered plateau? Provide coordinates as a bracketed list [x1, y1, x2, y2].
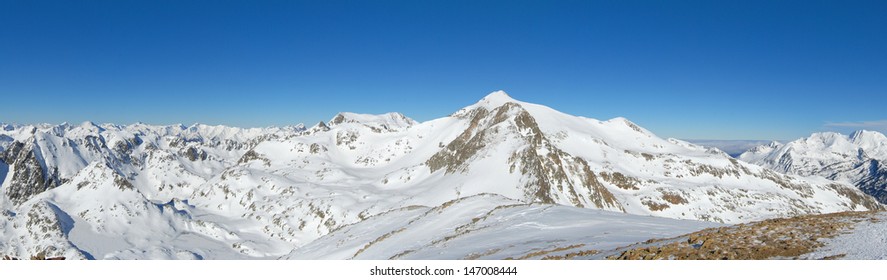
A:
[0, 91, 882, 260]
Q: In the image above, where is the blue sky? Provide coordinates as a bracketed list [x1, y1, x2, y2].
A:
[1, 1, 885, 140]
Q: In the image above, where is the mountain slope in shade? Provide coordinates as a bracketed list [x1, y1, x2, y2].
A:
[0, 91, 881, 259]
[739, 131, 887, 203]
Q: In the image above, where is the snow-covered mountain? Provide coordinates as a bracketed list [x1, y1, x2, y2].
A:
[0, 91, 881, 260]
[739, 131, 887, 203]
[685, 140, 775, 158]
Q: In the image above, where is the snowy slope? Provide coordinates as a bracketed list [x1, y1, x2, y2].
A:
[285, 194, 717, 260]
[803, 212, 887, 260]
[403, 92, 879, 223]
[0, 122, 305, 259]
[739, 131, 887, 203]
[0, 91, 881, 259]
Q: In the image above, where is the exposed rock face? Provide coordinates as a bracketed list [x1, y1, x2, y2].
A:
[182, 147, 208, 161]
[1, 201, 88, 260]
[1, 141, 63, 205]
[427, 104, 495, 174]
[308, 121, 331, 134]
[427, 102, 621, 210]
[855, 159, 887, 203]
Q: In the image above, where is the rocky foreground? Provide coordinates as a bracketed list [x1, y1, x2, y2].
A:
[597, 211, 885, 260]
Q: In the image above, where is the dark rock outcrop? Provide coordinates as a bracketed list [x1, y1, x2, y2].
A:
[1, 141, 62, 205]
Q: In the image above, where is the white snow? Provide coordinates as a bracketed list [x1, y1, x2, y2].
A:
[329, 112, 417, 131]
[687, 140, 776, 157]
[286, 194, 717, 260]
[739, 130, 887, 203]
[803, 212, 887, 260]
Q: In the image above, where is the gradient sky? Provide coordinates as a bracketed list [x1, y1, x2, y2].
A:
[2, 1, 886, 140]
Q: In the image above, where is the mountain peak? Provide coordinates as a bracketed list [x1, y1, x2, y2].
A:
[308, 121, 331, 133]
[805, 132, 848, 145]
[477, 90, 517, 108]
[328, 112, 416, 131]
[482, 90, 514, 101]
[850, 130, 887, 142]
[453, 91, 522, 118]
[77, 121, 105, 133]
[80, 121, 98, 128]
[286, 123, 307, 132]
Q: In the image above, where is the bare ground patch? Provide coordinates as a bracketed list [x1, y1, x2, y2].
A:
[602, 211, 879, 260]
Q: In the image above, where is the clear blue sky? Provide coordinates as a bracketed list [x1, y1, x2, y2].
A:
[2, 1, 886, 140]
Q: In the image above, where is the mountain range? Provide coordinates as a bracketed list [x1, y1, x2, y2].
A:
[0, 91, 882, 260]
[740, 130, 887, 204]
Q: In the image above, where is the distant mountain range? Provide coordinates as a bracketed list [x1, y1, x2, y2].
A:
[0, 91, 882, 260]
[685, 140, 778, 158]
[740, 130, 887, 204]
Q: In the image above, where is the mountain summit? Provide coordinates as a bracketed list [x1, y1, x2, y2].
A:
[478, 90, 517, 107]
